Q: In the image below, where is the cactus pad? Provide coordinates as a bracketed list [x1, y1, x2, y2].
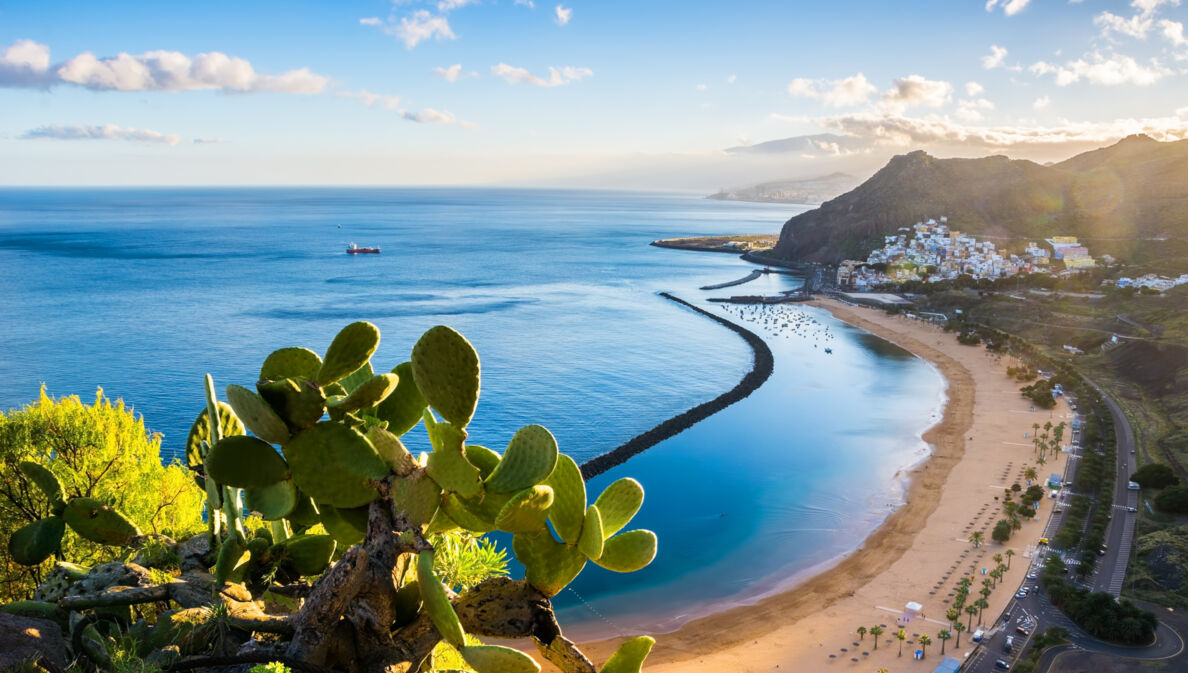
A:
[205, 435, 291, 489]
[578, 505, 604, 561]
[338, 361, 375, 395]
[8, 516, 65, 566]
[599, 635, 655, 673]
[425, 419, 482, 498]
[411, 325, 480, 428]
[593, 478, 644, 538]
[494, 485, 555, 534]
[327, 372, 400, 413]
[513, 530, 587, 597]
[283, 422, 390, 508]
[592, 530, 656, 573]
[417, 549, 467, 648]
[317, 321, 381, 386]
[260, 346, 323, 381]
[390, 472, 443, 528]
[464, 444, 501, 479]
[185, 402, 243, 471]
[442, 493, 498, 533]
[283, 534, 336, 576]
[62, 497, 140, 546]
[224, 384, 290, 445]
[543, 454, 586, 545]
[18, 462, 64, 506]
[461, 645, 542, 673]
[318, 504, 365, 547]
[425, 507, 461, 535]
[242, 479, 298, 520]
[373, 362, 428, 436]
[484, 425, 558, 494]
[257, 378, 327, 430]
[367, 426, 418, 476]
[214, 533, 247, 585]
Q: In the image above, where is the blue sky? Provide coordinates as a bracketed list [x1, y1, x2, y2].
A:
[2, 0, 1186, 187]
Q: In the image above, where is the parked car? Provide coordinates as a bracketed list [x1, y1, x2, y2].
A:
[1017, 626, 1030, 635]
[1016, 590, 1028, 598]
[1026, 573, 1038, 579]
[1128, 507, 1138, 513]
[995, 659, 1011, 670]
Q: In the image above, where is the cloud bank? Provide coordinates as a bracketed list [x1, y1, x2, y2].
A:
[20, 124, 182, 146]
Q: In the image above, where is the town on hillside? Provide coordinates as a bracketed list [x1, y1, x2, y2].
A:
[834, 218, 1187, 291]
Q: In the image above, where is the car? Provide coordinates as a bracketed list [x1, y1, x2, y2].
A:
[995, 659, 1011, 670]
[1017, 626, 1030, 635]
[1128, 507, 1138, 513]
[1016, 590, 1028, 598]
[1053, 507, 1064, 514]
[1026, 573, 1037, 579]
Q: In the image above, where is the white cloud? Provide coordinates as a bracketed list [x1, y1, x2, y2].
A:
[983, 45, 1008, 69]
[337, 89, 402, 110]
[20, 123, 181, 146]
[1030, 51, 1170, 85]
[1095, 0, 1182, 39]
[1159, 19, 1188, 45]
[434, 64, 476, 82]
[786, 73, 877, 107]
[393, 10, 455, 49]
[491, 63, 591, 86]
[192, 137, 225, 144]
[696, 83, 707, 91]
[399, 107, 478, 129]
[955, 97, 996, 122]
[359, 17, 382, 26]
[881, 75, 953, 112]
[727, 74, 737, 84]
[818, 111, 1188, 150]
[555, 5, 572, 25]
[985, 0, 1031, 15]
[965, 81, 984, 97]
[515, 0, 535, 7]
[1033, 95, 1051, 109]
[0, 40, 329, 93]
[438, 0, 479, 10]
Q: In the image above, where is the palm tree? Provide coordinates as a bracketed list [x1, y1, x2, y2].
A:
[965, 604, 978, 631]
[857, 626, 867, 641]
[870, 625, 883, 649]
[1006, 548, 1015, 569]
[953, 621, 966, 647]
[919, 634, 931, 658]
[946, 608, 960, 626]
[969, 531, 984, 548]
[876, 669, 889, 673]
[938, 629, 952, 655]
[990, 567, 1002, 587]
[975, 597, 989, 623]
[993, 553, 1003, 566]
[1024, 466, 1037, 483]
[1037, 455, 1047, 467]
[895, 629, 907, 657]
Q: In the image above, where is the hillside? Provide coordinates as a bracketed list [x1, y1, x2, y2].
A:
[708, 172, 861, 205]
[771, 135, 1188, 266]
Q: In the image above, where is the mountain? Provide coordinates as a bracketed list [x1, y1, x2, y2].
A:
[708, 172, 862, 205]
[725, 134, 868, 155]
[770, 135, 1188, 266]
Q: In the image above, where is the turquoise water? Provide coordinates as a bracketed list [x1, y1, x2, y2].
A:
[0, 188, 943, 633]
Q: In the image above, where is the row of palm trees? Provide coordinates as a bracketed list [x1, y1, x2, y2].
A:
[856, 624, 951, 658]
[1031, 420, 1067, 462]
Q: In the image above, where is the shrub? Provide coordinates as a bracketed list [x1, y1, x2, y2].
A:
[1155, 484, 1188, 514]
[992, 520, 1013, 543]
[1130, 463, 1180, 490]
[0, 388, 205, 601]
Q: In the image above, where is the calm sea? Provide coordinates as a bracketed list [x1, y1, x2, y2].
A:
[0, 187, 943, 635]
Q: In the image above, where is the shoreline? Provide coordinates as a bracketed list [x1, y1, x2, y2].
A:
[580, 292, 774, 479]
[580, 297, 975, 664]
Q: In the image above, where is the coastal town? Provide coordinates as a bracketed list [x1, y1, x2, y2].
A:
[836, 218, 1100, 290]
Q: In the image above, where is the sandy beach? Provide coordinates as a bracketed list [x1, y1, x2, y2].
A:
[579, 297, 1073, 673]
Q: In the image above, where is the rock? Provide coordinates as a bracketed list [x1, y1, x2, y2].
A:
[0, 612, 69, 672]
[180, 533, 215, 571]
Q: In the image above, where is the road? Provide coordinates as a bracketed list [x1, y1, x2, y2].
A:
[956, 381, 1170, 672]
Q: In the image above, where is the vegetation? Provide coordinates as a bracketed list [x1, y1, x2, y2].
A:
[1155, 484, 1188, 513]
[1040, 555, 1156, 644]
[0, 322, 659, 673]
[0, 388, 205, 602]
[1020, 379, 1057, 409]
[1009, 626, 1069, 673]
[1130, 463, 1180, 489]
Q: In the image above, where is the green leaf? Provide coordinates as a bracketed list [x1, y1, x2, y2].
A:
[8, 517, 65, 566]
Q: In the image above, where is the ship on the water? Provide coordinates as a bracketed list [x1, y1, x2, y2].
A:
[346, 242, 380, 254]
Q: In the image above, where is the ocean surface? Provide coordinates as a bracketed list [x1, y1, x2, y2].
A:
[0, 187, 943, 635]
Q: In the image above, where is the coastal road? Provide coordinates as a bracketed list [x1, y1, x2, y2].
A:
[1085, 381, 1138, 597]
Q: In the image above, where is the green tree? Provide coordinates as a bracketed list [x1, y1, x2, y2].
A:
[969, 531, 984, 548]
[993, 520, 1013, 543]
[1025, 466, 1038, 483]
[895, 629, 906, 657]
[1155, 484, 1188, 513]
[966, 604, 978, 631]
[857, 625, 867, 641]
[938, 629, 951, 655]
[1130, 463, 1179, 489]
[976, 597, 989, 623]
[1006, 548, 1015, 569]
[0, 388, 205, 601]
[918, 634, 931, 658]
[870, 624, 883, 649]
[953, 621, 966, 647]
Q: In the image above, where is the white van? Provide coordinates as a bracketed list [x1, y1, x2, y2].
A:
[972, 629, 985, 642]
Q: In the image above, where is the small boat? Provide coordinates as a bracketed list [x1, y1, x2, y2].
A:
[824, 347, 833, 354]
[346, 242, 380, 254]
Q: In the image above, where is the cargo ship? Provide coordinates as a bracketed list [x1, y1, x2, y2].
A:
[346, 242, 380, 254]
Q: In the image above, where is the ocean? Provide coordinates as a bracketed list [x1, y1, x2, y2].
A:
[0, 187, 943, 635]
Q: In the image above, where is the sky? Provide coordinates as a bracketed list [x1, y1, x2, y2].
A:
[1, 0, 1186, 188]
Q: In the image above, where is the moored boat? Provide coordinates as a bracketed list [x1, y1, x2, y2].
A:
[346, 242, 380, 254]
